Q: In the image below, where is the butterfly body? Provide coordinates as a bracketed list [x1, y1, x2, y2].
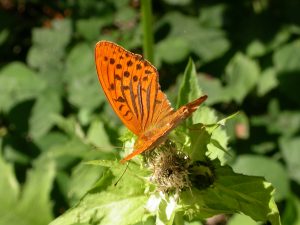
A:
[95, 41, 207, 162]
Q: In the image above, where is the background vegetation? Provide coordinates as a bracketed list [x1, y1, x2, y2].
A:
[0, 0, 300, 224]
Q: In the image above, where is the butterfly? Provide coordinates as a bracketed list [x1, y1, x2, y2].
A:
[95, 41, 207, 163]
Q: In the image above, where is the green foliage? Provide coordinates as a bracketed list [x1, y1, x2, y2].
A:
[1, 0, 300, 224]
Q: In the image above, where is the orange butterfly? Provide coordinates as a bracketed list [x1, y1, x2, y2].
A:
[95, 41, 207, 163]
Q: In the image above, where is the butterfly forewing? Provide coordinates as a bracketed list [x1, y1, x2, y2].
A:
[95, 41, 174, 135]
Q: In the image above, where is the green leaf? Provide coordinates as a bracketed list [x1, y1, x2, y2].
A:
[199, 4, 227, 28]
[228, 214, 259, 225]
[224, 53, 260, 103]
[156, 37, 190, 64]
[86, 119, 112, 149]
[189, 124, 211, 161]
[76, 17, 112, 42]
[160, 12, 230, 63]
[180, 161, 281, 225]
[198, 74, 230, 105]
[177, 59, 202, 108]
[49, 162, 150, 225]
[68, 163, 107, 206]
[29, 90, 62, 140]
[257, 68, 278, 96]
[65, 43, 104, 111]
[279, 137, 300, 184]
[0, 153, 20, 217]
[232, 155, 290, 201]
[273, 39, 300, 104]
[27, 19, 72, 91]
[177, 59, 204, 128]
[0, 62, 46, 112]
[0, 157, 55, 225]
[273, 39, 300, 73]
[189, 113, 235, 163]
[282, 195, 300, 225]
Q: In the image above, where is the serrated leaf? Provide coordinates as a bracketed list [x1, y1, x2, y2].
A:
[180, 161, 281, 225]
[29, 90, 62, 140]
[224, 53, 260, 103]
[0, 62, 46, 112]
[232, 155, 290, 201]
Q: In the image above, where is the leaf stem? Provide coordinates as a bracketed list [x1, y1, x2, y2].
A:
[141, 0, 154, 63]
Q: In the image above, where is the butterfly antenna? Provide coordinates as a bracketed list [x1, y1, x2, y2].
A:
[114, 161, 130, 186]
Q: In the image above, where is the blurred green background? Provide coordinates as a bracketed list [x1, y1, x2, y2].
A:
[0, 0, 300, 224]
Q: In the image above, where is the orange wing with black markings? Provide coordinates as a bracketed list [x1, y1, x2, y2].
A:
[95, 40, 207, 162]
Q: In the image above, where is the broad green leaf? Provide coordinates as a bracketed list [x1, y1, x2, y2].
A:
[180, 161, 281, 225]
[76, 17, 112, 42]
[232, 155, 290, 201]
[0, 152, 20, 217]
[279, 137, 300, 184]
[282, 195, 300, 225]
[252, 107, 300, 137]
[68, 163, 107, 206]
[39, 137, 90, 169]
[0, 62, 46, 112]
[160, 12, 230, 63]
[52, 115, 85, 138]
[189, 113, 235, 164]
[156, 37, 189, 64]
[199, 4, 227, 28]
[273, 39, 300, 104]
[49, 162, 150, 225]
[273, 39, 300, 73]
[29, 90, 62, 140]
[0, 158, 55, 225]
[27, 19, 72, 91]
[65, 43, 104, 111]
[86, 119, 112, 149]
[257, 68, 278, 96]
[35, 132, 69, 152]
[246, 27, 291, 57]
[198, 74, 230, 105]
[224, 53, 260, 103]
[228, 214, 259, 225]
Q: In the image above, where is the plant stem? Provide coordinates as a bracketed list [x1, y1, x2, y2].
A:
[141, 0, 154, 63]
